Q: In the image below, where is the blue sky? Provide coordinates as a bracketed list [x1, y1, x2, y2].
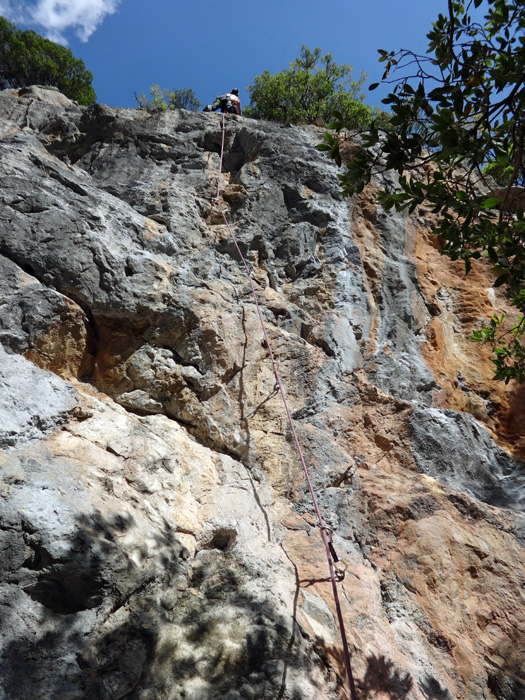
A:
[1, 0, 449, 110]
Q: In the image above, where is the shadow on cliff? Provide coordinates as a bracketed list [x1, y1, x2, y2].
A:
[355, 657, 525, 700]
[0, 510, 147, 699]
[419, 674, 453, 699]
[154, 542, 317, 700]
[1, 510, 317, 700]
[354, 653, 413, 700]
[503, 382, 525, 461]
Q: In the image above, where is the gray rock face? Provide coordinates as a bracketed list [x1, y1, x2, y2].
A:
[409, 406, 525, 510]
[0, 86, 524, 700]
[369, 199, 438, 402]
[0, 346, 76, 447]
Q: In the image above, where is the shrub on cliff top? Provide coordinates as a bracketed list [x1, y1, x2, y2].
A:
[0, 17, 96, 105]
[135, 85, 202, 112]
[244, 45, 388, 128]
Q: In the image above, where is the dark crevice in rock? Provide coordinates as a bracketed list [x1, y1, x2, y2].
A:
[202, 528, 237, 552]
[282, 184, 302, 211]
[147, 214, 172, 230]
[168, 348, 203, 373]
[7, 199, 50, 215]
[23, 574, 104, 614]
[117, 399, 180, 422]
[22, 542, 54, 571]
[305, 334, 336, 358]
[188, 433, 246, 465]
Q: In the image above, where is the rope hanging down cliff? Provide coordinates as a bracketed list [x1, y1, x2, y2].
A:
[214, 113, 358, 700]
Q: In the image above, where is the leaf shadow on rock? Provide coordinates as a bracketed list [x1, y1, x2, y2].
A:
[419, 674, 453, 700]
[1, 509, 320, 700]
[0, 510, 142, 700]
[162, 549, 320, 700]
[356, 653, 413, 700]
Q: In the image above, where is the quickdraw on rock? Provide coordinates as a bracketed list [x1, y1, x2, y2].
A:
[191, 193, 219, 205]
[321, 526, 349, 582]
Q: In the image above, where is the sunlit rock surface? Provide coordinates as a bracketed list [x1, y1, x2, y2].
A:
[0, 86, 524, 700]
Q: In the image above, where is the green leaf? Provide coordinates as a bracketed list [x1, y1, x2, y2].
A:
[487, 246, 498, 263]
[493, 274, 509, 287]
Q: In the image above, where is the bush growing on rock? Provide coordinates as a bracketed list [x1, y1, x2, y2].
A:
[0, 17, 96, 105]
[135, 85, 202, 111]
[244, 44, 388, 128]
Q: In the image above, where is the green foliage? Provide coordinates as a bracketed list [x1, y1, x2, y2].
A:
[472, 306, 525, 383]
[136, 85, 201, 111]
[319, 0, 525, 382]
[483, 158, 522, 187]
[0, 16, 96, 105]
[245, 45, 387, 128]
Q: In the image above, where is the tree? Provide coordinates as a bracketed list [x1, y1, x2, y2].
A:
[319, 0, 525, 383]
[0, 17, 96, 105]
[245, 45, 388, 128]
[135, 85, 202, 111]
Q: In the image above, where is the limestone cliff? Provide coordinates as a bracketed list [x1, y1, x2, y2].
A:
[0, 86, 523, 700]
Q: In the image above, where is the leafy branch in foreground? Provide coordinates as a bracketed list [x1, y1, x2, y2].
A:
[319, 0, 525, 382]
[472, 294, 525, 383]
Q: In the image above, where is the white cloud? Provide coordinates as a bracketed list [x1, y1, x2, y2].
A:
[0, 0, 121, 44]
[0, 1, 29, 23]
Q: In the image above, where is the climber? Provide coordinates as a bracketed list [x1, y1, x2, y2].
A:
[203, 88, 242, 115]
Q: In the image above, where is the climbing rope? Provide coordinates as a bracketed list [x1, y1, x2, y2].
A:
[215, 113, 358, 700]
